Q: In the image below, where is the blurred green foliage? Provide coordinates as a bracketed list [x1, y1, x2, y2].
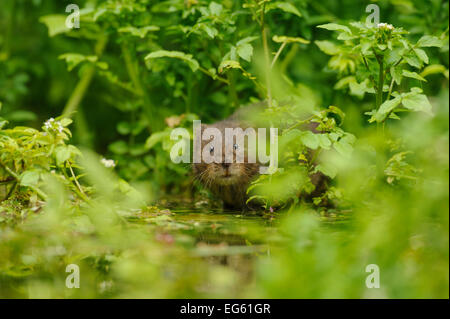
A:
[0, 0, 448, 298]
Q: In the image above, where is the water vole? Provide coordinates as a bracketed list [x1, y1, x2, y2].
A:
[192, 103, 328, 210]
[193, 118, 260, 209]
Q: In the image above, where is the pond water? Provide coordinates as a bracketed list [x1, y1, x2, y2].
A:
[124, 202, 352, 277]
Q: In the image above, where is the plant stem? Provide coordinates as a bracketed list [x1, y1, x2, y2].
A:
[198, 66, 229, 84]
[283, 116, 315, 133]
[381, 78, 397, 125]
[5, 181, 17, 200]
[386, 77, 395, 102]
[385, 44, 416, 79]
[361, 54, 378, 90]
[261, 3, 273, 108]
[375, 54, 385, 109]
[121, 41, 162, 132]
[61, 164, 90, 203]
[0, 164, 48, 201]
[62, 35, 108, 117]
[186, 72, 192, 113]
[227, 71, 239, 108]
[3, 0, 16, 59]
[374, 53, 387, 177]
[68, 162, 88, 197]
[271, 41, 287, 69]
[362, 54, 370, 71]
[279, 44, 298, 74]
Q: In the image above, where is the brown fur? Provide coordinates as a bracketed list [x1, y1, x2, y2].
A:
[193, 119, 260, 209]
[193, 105, 329, 210]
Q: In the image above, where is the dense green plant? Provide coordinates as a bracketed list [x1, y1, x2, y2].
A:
[316, 21, 446, 124]
[0, 116, 80, 201]
[0, 0, 448, 299]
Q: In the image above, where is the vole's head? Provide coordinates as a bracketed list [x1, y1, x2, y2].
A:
[193, 121, 259, 187]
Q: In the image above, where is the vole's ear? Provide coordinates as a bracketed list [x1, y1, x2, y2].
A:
[239, 120, 252, 130]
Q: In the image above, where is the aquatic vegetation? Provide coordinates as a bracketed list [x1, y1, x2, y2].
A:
[0, 0, 448, 298]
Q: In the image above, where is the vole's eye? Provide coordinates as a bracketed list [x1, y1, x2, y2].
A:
[233, 144, 239, 150]
[209, 145, 214, 154]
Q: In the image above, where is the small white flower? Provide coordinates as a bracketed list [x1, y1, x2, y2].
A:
[101, 158, 116, 168]
[44, 118, 54, 128]
[43, 117, 64, 133]
[98, 280, 114, 293]
[377, 22, 394, 30]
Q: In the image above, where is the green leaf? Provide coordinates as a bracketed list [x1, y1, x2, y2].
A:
[279, 129, 302, 151]
[333, 139, 353, 157]
[7, 110, 37, 122]
[20, 171, 40, 187]
[108, 140, 129, 155]
[266, 2, 302, 18]
[360, 40, 373, 55]
[315, 40, 339, 55]
[201, 25, 218, 39]
[39, 15, 70, 37]
[417, 35, 443, 48]
[272, 35, 310, 44]
[334, 76, 355, 90]
[300, 131, 319, 149]
[402, 70, 427, 82]
[118, 26, 160, 38]
[317, 23, 351, 34]
[314, 163, 337, 179]
[404, 55, 422, 69]
[402, 91, 432, 114]
[413, 48, 429, 64]
[209, 2, 223, 15]
[420, 64, 449, 79]
[390, 66, 403, 85]
[129, 144, 148, 156]
[145, 131, 170, 149]
[317, 134, 332, 149]
[55, 146, 71, 166]
[0, 118, 8, 130]
[328, 106, 346, 124]
[117, 122, 131, 135]
[236, 36, 259, 46]
[59, 118, 73, 127]
[328, 132, 340, 142]
[337, 32, 354, 41]
[386, 48, 403, 65]
[349, 79, 374, 98]
[218, 60, 241, 73]
[59, 53, 98, 71]
[237, 43, 253, 62]
[145, 50, 199, 72]
[389, 113, 401, 120]
[342, 133, 356, 144]
[374, 96, 402, 122]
